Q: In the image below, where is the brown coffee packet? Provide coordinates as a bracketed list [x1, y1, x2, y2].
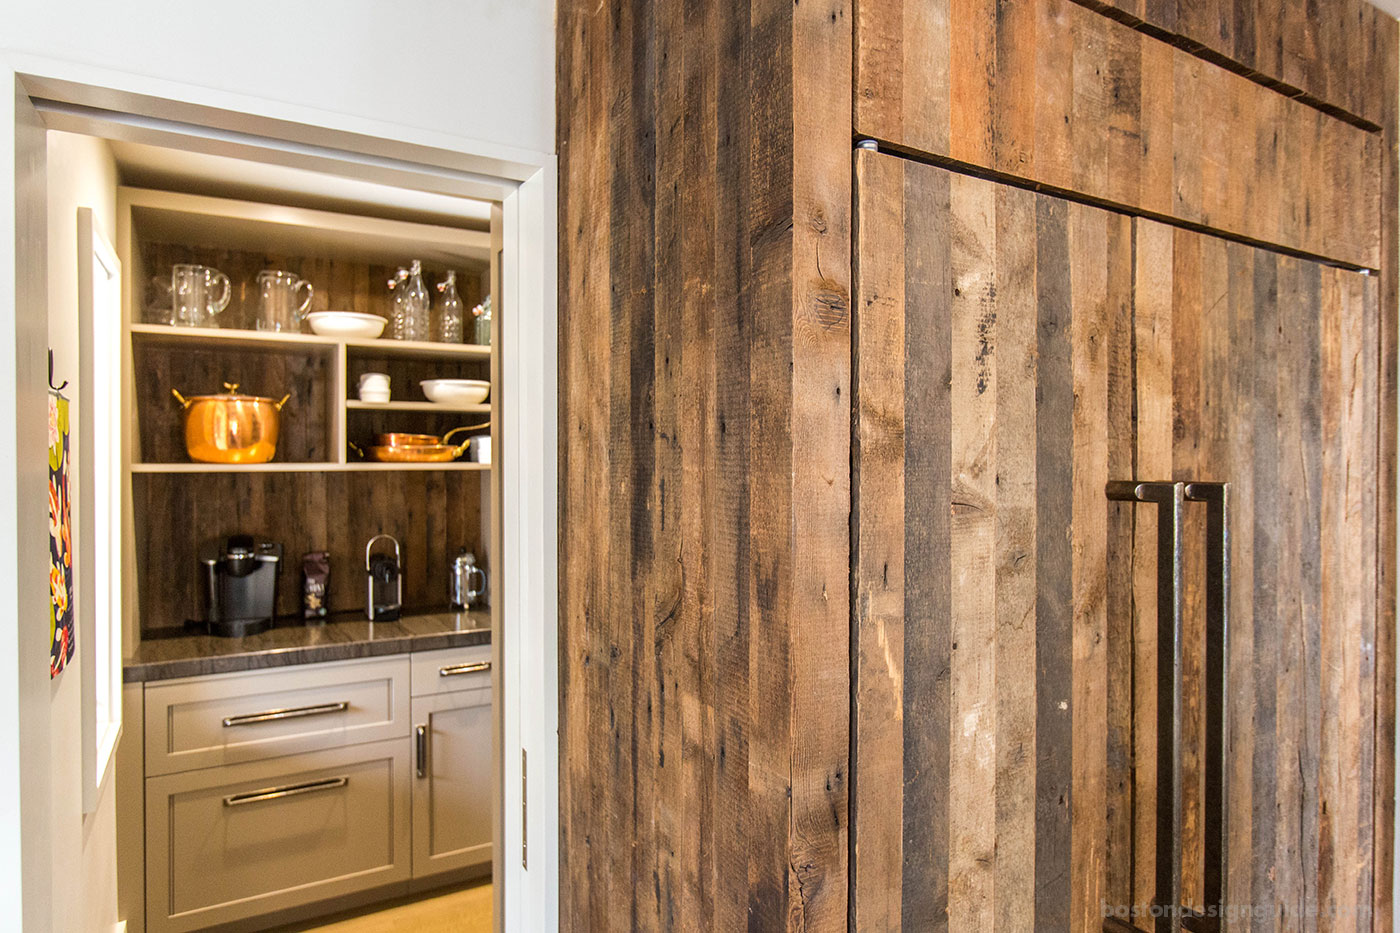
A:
[302, 551, 330, 619]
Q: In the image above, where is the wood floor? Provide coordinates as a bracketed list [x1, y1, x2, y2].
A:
[273, 882, 492, 933]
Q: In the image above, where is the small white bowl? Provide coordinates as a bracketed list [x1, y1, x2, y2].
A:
[307, 311, 387, 340]
[421, 379, 490, 407]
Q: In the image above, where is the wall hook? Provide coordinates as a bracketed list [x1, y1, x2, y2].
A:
[48, 349, 68, 393]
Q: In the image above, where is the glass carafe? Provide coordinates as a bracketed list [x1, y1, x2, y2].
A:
[256, 270, 314, 333]
[435, 271, 464, 343]
[170, 264, 230, 328]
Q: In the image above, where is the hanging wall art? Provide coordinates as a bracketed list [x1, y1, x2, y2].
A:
[49, 385, 74, 677]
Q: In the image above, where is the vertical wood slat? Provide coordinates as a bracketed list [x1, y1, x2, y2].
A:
[556, 0, 851, 928]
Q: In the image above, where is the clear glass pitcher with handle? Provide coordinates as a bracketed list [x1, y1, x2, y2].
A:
[256, 270, 314, 333]
[170, 264, 231, 328]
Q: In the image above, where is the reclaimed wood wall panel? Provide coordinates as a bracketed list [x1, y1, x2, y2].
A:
[1076, 0, 1394, 129]
[853, 153, 1382, 929]
[556, 0, 851, 928]
[853, 0, 1382, 270]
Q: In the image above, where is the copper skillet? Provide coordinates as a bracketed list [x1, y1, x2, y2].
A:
[358, 424, 490, 463]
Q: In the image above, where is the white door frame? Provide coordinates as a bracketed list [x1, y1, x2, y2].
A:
[0, 55, 558, 933]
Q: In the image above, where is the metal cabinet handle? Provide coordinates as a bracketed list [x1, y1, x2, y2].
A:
[222, 701, 349, 728]
[1107, 480, 1184, 933]
[439, 661, 491, 677]
[416, 724, 428, 778]
[1185, 482, 1230, 929]
[223, 775, 348, 807]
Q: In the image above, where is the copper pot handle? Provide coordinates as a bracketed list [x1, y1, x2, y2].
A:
[171, 389, 191, 409]
[274, 394, 291, 411]
[442, 423, 491, 446]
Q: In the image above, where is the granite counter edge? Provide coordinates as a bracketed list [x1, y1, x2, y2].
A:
[123, 628, 492, 683]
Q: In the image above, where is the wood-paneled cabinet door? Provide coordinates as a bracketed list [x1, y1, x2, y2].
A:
[852, 149, 1380, 932]
[411, 687, 493, 879]
[1128, 218, 1381, 933]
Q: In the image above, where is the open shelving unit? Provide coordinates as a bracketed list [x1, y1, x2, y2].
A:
[127, 323, 493, 473]
[118, 185, 502, 637]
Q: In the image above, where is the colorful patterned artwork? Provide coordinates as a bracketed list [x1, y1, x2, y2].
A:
[49, 391, 74, 678]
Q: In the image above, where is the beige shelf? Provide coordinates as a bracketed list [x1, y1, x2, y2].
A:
[131, 323, 491, 360]
[131, 461, 490, 474]
[345, 400, 491, 414]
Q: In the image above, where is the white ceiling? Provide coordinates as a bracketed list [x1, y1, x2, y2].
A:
[1371, 0, 1400, 19]
[109, 139, 493, 232]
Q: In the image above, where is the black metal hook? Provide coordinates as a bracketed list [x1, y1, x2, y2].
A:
[48, 349, 68, 393]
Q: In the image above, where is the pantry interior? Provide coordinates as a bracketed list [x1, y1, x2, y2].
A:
[50, 126, 509, 932]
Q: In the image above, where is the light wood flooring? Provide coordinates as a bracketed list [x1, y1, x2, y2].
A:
[273, 882, 492, 933]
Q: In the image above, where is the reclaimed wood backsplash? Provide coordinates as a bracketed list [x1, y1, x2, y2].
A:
[132, 470, 487, 632]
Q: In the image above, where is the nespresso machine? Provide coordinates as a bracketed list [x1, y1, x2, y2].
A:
[198, 534, 283, 637]
[366, 534, 402, 621]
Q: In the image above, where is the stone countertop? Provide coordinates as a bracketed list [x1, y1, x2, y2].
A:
[123, 610, 492, 683]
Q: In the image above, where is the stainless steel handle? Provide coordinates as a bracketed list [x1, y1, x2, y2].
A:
[439, 661, 491, 677]
[416, 724, 428, 778]
[1107, 480, 1184, 933]
[221, 701, 349, 728]
[1185, 482, 1230, 931]
[222, 776, 348, 807]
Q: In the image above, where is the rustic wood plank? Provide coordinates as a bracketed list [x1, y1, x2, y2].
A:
[1131, 218, 1175, 917]
[947, 170, 998, 931]
[854, 0, 1381, 269]
[852, 146, 908, 933]
[1375, 13, 1399, 928]
[992, 180, 1039, 933]
[556, 0, 851, 926]
[1069, 201, 1110, 933]
[1034, 191, 1074, 931]
[898, 159, 953, 933]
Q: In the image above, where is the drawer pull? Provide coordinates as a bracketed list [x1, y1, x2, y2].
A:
[439, 661, 491, 677]
[222, 776, 349, 807]
[221, 701, 349, 727]
[416, 724, 428, 778]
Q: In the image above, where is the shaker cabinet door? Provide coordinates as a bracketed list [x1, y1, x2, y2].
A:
[851, 149, 1380, 931]
[411, 687, 493, 879]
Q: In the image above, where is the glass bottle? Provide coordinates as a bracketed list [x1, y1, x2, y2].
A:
[400, 260, 431, 342]
[436, 271, 465, 343]
[472, 294, 493, 347]
[387, 267, 409, 339]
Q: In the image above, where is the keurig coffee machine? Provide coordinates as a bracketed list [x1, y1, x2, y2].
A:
[198, 534, 283, 637]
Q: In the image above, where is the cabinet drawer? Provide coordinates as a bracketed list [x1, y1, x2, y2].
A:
[145, 656, 410, 776]
[411, 644, 492, 698]
[145, 738, 411, 933]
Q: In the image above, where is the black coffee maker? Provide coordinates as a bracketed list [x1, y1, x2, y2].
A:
[198, 534, 283, 637]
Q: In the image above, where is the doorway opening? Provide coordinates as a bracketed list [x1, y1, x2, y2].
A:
[9, 72, 558, 933]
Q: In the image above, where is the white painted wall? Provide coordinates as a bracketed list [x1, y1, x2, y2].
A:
[44, 130, 119, 933]
[3, 0, 556, 156]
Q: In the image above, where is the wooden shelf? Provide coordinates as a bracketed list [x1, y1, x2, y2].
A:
[131, 323, 491, 360]
[131, 461, 490, 474]
[345, 400, 490, 414]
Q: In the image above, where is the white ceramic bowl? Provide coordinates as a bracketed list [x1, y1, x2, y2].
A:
[421, 378, 490, 406]
[306, 311, 387, 339]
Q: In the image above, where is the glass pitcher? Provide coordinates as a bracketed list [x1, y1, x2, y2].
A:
[170, 264, 230, 328]
[256, 270, 314, 333]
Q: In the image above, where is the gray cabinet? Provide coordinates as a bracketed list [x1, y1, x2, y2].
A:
[126, 650, 494, 932]
[410, 645, 493, 880]
[145, 738, 411, 933]
[412, 689, 493, 878]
